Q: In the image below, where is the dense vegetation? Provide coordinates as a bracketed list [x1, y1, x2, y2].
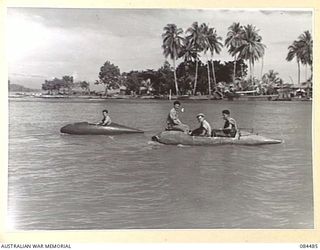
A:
[41, 76, 90, 95]
[37, 22, 312, 96]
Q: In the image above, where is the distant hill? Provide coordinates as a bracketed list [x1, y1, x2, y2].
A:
[9, 84, 40, 92]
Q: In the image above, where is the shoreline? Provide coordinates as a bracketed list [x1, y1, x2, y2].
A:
[8, 95, 312, 103]
[8, 92, 312, 102]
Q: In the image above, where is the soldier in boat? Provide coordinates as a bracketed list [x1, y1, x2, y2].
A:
[213, 109, 238, 137]
[166, 101, 190, 133]
[97, 109, 112, 126]
[190, 113, 212, 137]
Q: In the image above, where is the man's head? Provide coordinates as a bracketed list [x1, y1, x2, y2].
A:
[196, 113, 205, 122]
[102, 109, 109, 116]
[222, 109, 230, 120]
[173, 101, 181, 110]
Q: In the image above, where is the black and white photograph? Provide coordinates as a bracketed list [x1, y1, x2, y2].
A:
[6, 6, 314, 232]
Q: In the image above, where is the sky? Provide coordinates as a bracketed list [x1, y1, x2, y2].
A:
[6, 8, 312, 90]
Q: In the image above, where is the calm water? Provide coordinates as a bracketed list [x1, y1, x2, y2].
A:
[8, 98, 313, 230]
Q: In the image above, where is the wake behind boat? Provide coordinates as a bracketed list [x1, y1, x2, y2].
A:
[60, 122, 143, 135]
[152, 130, 282, 146]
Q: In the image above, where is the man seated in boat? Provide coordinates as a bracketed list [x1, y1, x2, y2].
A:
[212, 109, 238, 137]
[166, 101, 190, 133]
[189, 113, 212, 137]
[97, 109, 112, 126]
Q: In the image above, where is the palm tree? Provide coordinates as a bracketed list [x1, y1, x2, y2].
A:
[235, 24, 266, 84]
[297, 30, 313, 81]
[179, 39, 198, 62]
[262, 70, 281, 85]
[205, 26, 223, 93]
[199, 23, 213, 95]
[186, 22, 206, 95]
[225, 22, 244, 83]
[286, 40, 302, 85]
[286, 31, 312, 85]
[178, 39, 198, 94]
[162, 24, 185, 95]
[297, 31, 312, 65]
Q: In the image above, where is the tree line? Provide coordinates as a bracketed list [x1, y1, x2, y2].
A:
[162, 22, 266, 95]
[42, 22, 312, 96]
[42, 76, 90, 95]
[96, 59, 248, 96]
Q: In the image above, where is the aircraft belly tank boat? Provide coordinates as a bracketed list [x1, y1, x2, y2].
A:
[152, 131, 282, 146]
[60, 122, 143, 135]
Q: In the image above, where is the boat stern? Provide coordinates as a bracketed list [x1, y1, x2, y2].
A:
[241, 134, 283, 145]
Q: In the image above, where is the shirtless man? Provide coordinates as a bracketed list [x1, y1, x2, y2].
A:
[213, 109, 238, 137]
[97, 109, 112, 126]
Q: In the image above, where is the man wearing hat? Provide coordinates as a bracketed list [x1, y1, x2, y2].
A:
[190, 113, 212, 137]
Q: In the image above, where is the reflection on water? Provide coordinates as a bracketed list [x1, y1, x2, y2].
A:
[8, 99, 313, 229]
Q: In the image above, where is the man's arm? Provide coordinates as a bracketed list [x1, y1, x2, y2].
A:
[203, 121, 212, 136]
[102, 116, 112, 126]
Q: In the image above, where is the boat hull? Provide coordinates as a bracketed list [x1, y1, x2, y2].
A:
[60, 122, 143, 135]
[152, 131, 282, 146]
